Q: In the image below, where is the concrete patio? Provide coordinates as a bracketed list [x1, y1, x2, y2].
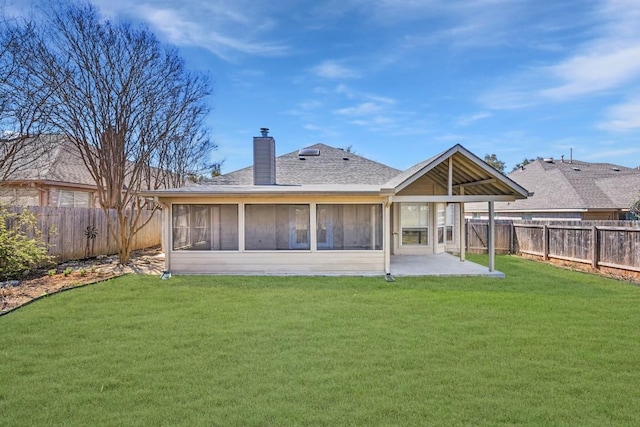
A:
[390, 253, 504, 278]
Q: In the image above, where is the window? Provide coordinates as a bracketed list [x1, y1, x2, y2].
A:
[401, 203, 429, 245]
[172, 204, 238, 251]
[58, 190, 91, 208]
[317, 204, 382, 250]
[0, 188, 39, 206]
[245, 204, 310, 250]
[437, 203, 446, 244]
[445, 203, 455, 242]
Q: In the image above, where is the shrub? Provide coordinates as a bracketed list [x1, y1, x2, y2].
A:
[0, 205, 52, 280]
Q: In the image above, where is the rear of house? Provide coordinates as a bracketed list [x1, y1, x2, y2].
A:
[144, 130, 529, 276]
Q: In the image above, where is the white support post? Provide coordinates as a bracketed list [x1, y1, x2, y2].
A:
[160, 201, 170, 272]
[238, 203, 245, 252]
[459, 202, 466, 262]
[384, 200, 391, 274]
[448, 156, 453, 196]
[310, 203, 317, 252]
[488, 201, 495, 272]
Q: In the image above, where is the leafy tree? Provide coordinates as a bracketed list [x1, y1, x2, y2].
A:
[1, 2, 215, 264]
[483, 153, 505, 174]
[211, 160, 225, 178]
[0, 205, 51, 280]
[511, 157, 540, 173]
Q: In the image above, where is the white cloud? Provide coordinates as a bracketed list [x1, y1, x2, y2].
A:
[581, 147, 640, 161]
[334, 102, 383, 116]
[540, 46, 640, 100]
[599, 98, 640, 131]
[456, 112, 492, 126]
[480, 0, 640, 109]
[312, 61, 360, 79]
[537, 0, 640, 100]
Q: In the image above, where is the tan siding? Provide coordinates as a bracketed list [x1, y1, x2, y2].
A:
[583, 211, 619, 221]
[397, 175, 447, 196]
[170, 251, 385, 275]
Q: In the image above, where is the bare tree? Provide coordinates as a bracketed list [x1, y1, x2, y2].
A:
[0, 15, 57, 183]
[6, 2, 215, 263]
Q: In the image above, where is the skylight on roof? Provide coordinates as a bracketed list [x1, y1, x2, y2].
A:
[298, 148, 320, 156]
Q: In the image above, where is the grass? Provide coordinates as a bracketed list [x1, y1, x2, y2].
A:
[1, 255, 640, 426]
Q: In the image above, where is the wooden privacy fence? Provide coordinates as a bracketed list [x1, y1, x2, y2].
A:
[5, 206, 161, 262]
[466, 220, 640, 274]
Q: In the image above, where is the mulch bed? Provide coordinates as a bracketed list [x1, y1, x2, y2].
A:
[1, 248, 164, 315]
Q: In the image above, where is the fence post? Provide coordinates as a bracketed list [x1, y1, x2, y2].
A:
[543, 224, 549, 260]
[591, 225, 599, 269]
[509, 221, 514, 254]
[465, 220, 469, 252]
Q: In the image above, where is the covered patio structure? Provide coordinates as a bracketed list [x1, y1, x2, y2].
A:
[381, 144, 530, 275]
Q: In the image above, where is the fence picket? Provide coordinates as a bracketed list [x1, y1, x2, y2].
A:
[467, 219, 640, 274]
[3, 206, 161, 263]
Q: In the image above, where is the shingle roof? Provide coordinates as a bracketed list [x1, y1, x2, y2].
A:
[210, 143, 401, 186]
[141, 141, 529, 201]
[8, 135, 96, 186]
[467, 159, 640, 212]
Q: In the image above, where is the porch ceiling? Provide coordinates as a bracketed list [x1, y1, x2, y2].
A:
[389, 144, 529, 199]
[428, 152, 519, 196]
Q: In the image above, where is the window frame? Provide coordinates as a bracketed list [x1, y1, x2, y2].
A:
[316, 203, 383, 251]
[244, 204, 311, 251]
[171, 203, 239, 252]
[400, 202, 430, 246]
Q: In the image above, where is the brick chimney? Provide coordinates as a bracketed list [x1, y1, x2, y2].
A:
[253, 128, 276, 185]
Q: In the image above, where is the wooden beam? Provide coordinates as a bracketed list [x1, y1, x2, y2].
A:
[453, 178, 497, 189]
[392, 195, 516, 203]
[448, 156, 453, 196]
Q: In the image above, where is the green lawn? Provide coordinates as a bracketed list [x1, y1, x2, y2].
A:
[1, 255, 639, 426]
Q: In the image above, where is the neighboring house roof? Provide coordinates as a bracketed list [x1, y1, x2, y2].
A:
[466, 158, 640, 212]
[4, 134, 170, 191]
[211, 143, 401, 186]
[6, 135, 96, 187]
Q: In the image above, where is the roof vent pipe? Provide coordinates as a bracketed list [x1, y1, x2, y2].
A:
[260, 127, 269, 137]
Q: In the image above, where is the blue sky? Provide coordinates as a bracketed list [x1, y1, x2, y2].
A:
[9, 0, 640, 173]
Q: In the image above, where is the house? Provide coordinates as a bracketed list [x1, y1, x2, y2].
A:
[0, 135, 99, 207]
[1, 134, 170, 209]
[142, 129, 529, 276]
[465, 157, 640, 220]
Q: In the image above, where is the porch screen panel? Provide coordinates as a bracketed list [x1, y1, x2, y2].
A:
[245, 204, 310, 250]
[172, 204, 238, 251]
[316, 204, 382, 250]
